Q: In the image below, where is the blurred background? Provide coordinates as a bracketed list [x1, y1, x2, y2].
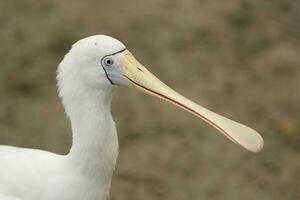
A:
[0, 0, 299, 199]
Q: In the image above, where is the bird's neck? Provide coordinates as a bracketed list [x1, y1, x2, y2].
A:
[63, 87, 118, 188]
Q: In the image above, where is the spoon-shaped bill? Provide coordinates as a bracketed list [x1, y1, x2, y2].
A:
[121, 50, 264, 153]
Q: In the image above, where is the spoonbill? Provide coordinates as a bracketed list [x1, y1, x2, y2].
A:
[0, 35, 263, 200]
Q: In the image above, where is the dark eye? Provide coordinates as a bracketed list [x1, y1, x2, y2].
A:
[103, 58, 114, 67]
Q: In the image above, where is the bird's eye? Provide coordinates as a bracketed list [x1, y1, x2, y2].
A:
[103, 58, 114, 67]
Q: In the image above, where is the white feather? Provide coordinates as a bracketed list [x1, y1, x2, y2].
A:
[0, 35, 124, 200]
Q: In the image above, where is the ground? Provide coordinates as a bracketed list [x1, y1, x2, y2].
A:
[0, 0, 299, 199]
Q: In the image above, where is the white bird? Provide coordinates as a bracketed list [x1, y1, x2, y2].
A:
[0, 35, 263, 200]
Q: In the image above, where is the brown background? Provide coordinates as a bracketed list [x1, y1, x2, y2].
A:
[0, 0, 299, 199]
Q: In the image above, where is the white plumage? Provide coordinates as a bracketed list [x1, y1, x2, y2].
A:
[0, 35, 263, 200]
[0, 36, 122, 200]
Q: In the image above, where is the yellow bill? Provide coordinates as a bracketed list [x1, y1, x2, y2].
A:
[120, 50, 264, 153]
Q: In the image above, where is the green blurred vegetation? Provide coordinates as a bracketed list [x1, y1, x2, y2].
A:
[0, 0, 299, 199]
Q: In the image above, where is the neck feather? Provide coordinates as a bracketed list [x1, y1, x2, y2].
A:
[59, 74, 119, 185]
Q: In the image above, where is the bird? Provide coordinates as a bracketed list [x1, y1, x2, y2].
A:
[0, 35, 263, 200]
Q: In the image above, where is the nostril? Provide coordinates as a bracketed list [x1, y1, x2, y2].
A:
[137, 67, 144, 72]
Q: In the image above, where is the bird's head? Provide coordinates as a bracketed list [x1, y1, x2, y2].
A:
[57, 34, 263, 153]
